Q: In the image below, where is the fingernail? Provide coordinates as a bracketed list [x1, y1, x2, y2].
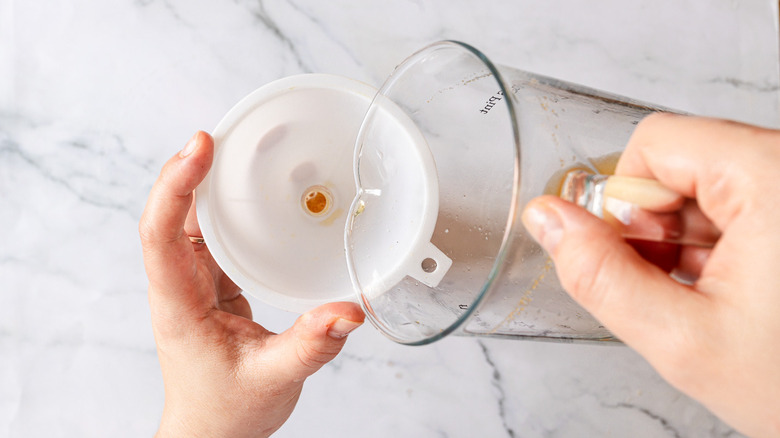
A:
[327, 318, 362, 339]
[522, 201, 563, 253]
[179, 132, 199, 158]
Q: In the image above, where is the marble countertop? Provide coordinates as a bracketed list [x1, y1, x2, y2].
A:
[2, 1, 778, 436]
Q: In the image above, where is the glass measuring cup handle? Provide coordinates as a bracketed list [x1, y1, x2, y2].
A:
[559, 170, 721, 248]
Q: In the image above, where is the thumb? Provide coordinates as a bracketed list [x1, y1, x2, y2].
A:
[521, 196, 709, 357]
[265, 302, 365, 382]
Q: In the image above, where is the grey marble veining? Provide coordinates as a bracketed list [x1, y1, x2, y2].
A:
[2, 1, 776, 436]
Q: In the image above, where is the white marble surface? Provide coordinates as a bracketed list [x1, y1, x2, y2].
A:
[2, 1, 778, 437]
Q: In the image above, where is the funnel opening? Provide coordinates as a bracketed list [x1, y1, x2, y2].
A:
[302, 185, 334, 217]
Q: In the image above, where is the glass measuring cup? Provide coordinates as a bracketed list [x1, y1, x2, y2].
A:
[346, 40, 709, 345]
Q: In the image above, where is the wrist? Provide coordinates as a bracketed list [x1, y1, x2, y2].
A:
[155, 402, 220, 438]
[156, 405, 276, 438]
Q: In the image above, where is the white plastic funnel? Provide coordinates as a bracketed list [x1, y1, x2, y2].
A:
[196, 74, 449, 313]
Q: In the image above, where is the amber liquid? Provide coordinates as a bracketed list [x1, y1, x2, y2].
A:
[543, 151, 622, 196]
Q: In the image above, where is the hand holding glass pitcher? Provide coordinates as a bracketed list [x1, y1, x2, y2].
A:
[524, 113, 780, 438]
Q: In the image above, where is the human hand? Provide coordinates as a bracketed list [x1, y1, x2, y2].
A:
[521, 114, 780, 438]
[139, 131, 365, 437]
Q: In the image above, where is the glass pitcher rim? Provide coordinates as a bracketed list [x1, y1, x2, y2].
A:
[351, 40, 522, 345]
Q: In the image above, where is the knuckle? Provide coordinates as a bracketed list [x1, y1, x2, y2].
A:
[294, 339, 335, 372]
[560, 244, 622, 316]
[137, 214, 156, 245]
[137, 214, 176, 247]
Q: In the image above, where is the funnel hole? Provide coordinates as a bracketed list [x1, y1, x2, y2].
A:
[302, 185, 333, 217]
[421, 257, 438, 273]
